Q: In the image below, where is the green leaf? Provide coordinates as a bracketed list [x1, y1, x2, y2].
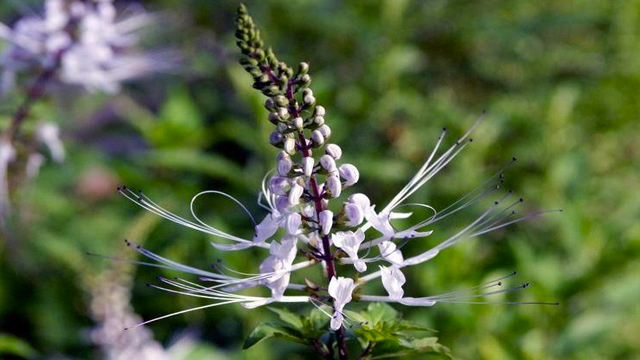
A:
[0, 334, 38, 358]
[243, 322, 306, 349]
[268, 307, 304, 330]
[141, 149, 246, 184]
[150, 87, 205, 148]
[303, 306, 331, 335]
[362, 302, 399, 326]
[371, 337, 453, 359]
[396, 320, 437, 333]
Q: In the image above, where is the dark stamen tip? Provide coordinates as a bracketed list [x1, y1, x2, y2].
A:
[494, 201, 499, 205]
[124, 327, 129, 331]
[469, 138, 474, 142]
[519, 198, 524, 202]
[497, 282, 502, 286]
[512, 157, 517, 161]
[523, 283, 530, 288]
[146, 283, 152, 287]
[442, 127, 447, 132]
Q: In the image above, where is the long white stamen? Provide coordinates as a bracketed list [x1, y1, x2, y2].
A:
[125, 300, 245, 330]
[190, 190, 257, 227]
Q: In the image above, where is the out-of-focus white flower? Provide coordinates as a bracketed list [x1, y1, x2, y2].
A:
[0, 0, 170, 94]
[36, 122, 65, 163]
[0, 140, 16, 216]
[26, 153, 46, 179]
[328, 276, 356, 330]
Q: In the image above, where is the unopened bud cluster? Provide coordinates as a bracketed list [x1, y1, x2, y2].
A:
[237, 4, 359, 238]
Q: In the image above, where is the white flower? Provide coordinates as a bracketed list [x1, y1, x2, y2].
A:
[339, 164, 359, 186]
[380, 266, 405, 300]
[283, 138, 296, 154]
[284, 213, 302, 235]
[344, 203, 364, 227]
[325, 144, 342, 159]
[325, 175, 342, 198]
[319, 154, 337, 173]
[1, 0, 171, 94]
[332, 229, 366, 272]
[268, 176, 289, 195]
[328, 277, 357, 330]
[318, 124, 332, 138]
[253, 213, 280, 244]
[0, 140, 16, 214]
[277, 157, 293, 176]
[302, 157, 314, 177]
[288, 182, 304, 206]
[319, 210, 333, 235]
[36, 122, 65, 163]
[310, 130, 324, 145]
[377, 240, 404, 265]
[259, 236, 298, 297]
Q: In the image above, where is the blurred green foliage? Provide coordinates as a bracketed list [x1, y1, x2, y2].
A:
[1, 0, 639, 359]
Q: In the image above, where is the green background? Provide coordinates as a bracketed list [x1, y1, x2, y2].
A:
[1, 0, 639, 359]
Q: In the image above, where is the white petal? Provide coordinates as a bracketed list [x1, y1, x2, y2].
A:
[330, 311, 344, 330]
[398, 297, 437, 307]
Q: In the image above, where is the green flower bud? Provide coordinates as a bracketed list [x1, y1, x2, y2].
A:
[284, 138, 296, 155]
[293, 117, 304, 131]
[299, 62, 309, 75]
[274, 95, 288, 107]
[277, 107, 290, 120]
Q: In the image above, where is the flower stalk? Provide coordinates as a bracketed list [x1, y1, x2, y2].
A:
[118, 4, 559, 359]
